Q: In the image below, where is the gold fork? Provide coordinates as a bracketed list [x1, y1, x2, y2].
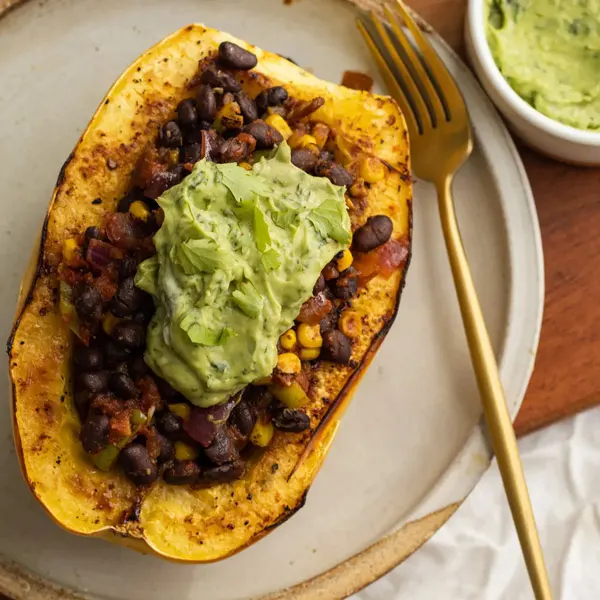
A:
[357, 3, 552, 599]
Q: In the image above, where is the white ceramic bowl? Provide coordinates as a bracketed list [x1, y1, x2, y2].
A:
[465, 0, 600, 165]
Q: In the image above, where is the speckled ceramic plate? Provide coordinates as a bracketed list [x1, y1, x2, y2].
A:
[0, 0, 543, 598]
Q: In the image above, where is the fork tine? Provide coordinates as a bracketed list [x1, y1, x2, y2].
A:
[383, 5, 447, 125]
[392, 0, 466, 117]
[356, 18, 422, 137]
[366, 12, 432, 133]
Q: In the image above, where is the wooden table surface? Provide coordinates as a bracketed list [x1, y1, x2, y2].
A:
[404, 0, 600, 436]
[1, 0, 598, 598]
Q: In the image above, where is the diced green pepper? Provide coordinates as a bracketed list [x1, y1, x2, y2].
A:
[91, 444, 120, 471]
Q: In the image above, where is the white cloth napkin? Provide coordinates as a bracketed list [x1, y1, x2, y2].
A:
[352, 406, 600, 600]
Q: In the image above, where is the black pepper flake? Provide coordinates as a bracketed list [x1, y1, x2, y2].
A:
[92, 197, 102, 205]
[60, 395, 65, 403]
[247, 494, 253, 501]
[226, 524, 235, 530]
[104, 99, 110, 105]
[106, 158, 118, 170]
[20, 341, 24, 345]
[244, 520, 249, 526]
[271, 463, 279, 474]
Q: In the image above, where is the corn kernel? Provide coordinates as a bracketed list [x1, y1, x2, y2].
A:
[277, 352, 301, 374]
[289, 134, 317, 150]
[264, 114, 293, 140]
[280, 329, 297, 351]
[62, 238, 79, 262]
[174, 441, 199, 461]
[336, 249, 354, 272]
[339, 310, 363, 339]
[359, 156, 386, 184]
[349, 178, 369, 198]
[102, 313, 121, 335]
[270, 381, 308, 408]
[299, 347, 320, 361]
[312, 123, 331, 149]
[168, 403, 191, 421]
[250, 420, 274, 447]
[297, 323, 323, 348]
[129, 200, 151, 222]
[216, 101, 244, 131]
[239, 162, 252, 171]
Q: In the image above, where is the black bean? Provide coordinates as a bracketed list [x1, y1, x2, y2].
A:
[74, 390, 91, 420]
[229, 401, 256, 438]
[156, 411, 183, 436]
[268, 86, 288, 105]
[102, 339, 131, 366]
[322, 163, 353, 187]
[84, 226, 100, 245]
[177, 98, 198, 128]
[352, 215, 393, 253]
[243, 119, 283, 149]
[117, 194, 135, 213]
[218, 41, 258, 70]
[205, 429, 239, 466]
[79, 371, 109, 394]
[159, 121, 183, 148]
[156, 433, 175, 463]
[119, 256, 138, 281]
[74, 346, 104, 371]
[163, 460, 200, 485]
[132, 304, 154, 325]
[322, 329, 352, 364]
[331, 266, 359, 300]
[291, 148, 318, 172]
[75, 285, 103, 321]
[270, 405, 310, 432]
[255, 90, 269, 114]
[113, 361, 129, 375]
[155, 377, 180, 403]
[129, 356, 150, 379]
[218, 134, 254, 163]
[181, 143, 202, 164]
[81, 412, 110, 454]
[200, 68, 241, 93]
[110, 372, 137, 399]
[110, 277, 143, 317]
[120, 444, 158, 485]
[313, 274, 326, 295]
[196, 84, 217, 121]
[320, 307, 339, 334]
[235, 91, 258, 123]
[112, 322, 146, 350]
[255, 86, 288, 114]
[202, 461, 245, 484]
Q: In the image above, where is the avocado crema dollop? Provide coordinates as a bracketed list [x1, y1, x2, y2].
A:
[487, 0, 600, 130]
[135, 143, 351, 407]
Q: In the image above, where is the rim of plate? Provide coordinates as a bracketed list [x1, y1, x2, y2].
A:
[0, 1, 544, 599]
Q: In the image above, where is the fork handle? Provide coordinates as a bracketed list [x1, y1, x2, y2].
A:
[437, 176, 553, 600]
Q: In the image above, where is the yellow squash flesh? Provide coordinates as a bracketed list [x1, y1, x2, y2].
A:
[7, 24, 412, 562]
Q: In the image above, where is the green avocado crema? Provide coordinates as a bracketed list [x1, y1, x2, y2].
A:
[134, 142, 351, 407]
[487, 0, 600, 130]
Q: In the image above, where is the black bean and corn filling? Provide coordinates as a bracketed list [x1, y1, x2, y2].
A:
[59, 42, 399, 487]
